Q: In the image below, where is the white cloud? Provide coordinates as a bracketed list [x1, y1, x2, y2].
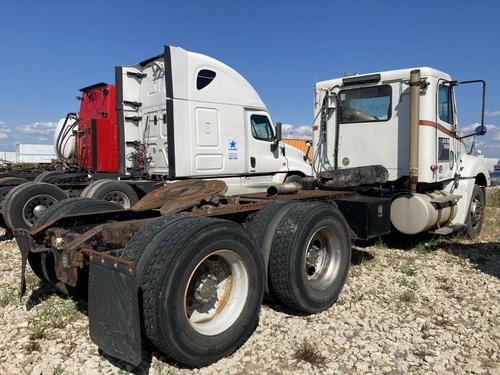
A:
[461, 122, 497, 133]
[295, 125, 312, 136]
[492, 131, 500, 142]
[0, 120, 11, 140]
[281, 123, 294, 133]
[485, 110, 500, 117]
[37, 136, 49, 142]
[281, 123, 313, 139]
[16, 121, 58, 135]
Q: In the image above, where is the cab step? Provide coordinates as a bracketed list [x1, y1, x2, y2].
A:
[429, 224, 466, 235]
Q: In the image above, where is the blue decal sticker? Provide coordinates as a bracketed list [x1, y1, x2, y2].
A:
[228, 140, 237, 151]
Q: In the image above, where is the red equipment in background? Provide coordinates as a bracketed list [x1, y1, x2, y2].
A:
[78, 83, 119, 173]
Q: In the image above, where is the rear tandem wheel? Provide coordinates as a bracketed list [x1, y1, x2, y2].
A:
[257, 202, 352, 313]
[3, 182, 68, 230]
[81, 180, 139, 208]
[121, 216, 265, 367]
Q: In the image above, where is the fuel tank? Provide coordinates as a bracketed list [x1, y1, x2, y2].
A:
[390, 191, 457, 235]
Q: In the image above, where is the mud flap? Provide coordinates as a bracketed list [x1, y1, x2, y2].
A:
[13, 229, 30, 299]
[88, 252, 142, 366]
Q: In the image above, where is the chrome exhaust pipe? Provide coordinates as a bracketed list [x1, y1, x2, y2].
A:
[266, 182, 301, 197]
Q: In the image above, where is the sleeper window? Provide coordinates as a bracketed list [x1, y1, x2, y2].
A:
[197, 69, 216, 90]
[339, 85, 391, 123]
[250, 115, 274, 142]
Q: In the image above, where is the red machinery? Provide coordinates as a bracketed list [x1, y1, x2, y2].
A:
[77, 83, 119, 173]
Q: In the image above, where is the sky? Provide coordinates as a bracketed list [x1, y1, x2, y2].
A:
[0, 0, 499, 159]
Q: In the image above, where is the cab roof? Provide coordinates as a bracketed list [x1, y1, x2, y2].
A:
[316, 67, 452, 89]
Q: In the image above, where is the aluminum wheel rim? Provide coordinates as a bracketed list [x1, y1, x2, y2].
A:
[303, 226, 341, 291]
[102, 191, 131, 208]
[470, 197, 483, 228]
[22, 194, 57, 227]
[184, 249, 249, 336]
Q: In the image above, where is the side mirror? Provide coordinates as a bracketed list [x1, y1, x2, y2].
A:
[275, 122, 282, 141]
[456, 79, 487, 140]
[271, 122, 282, 152]
[475, 125, 487, 136]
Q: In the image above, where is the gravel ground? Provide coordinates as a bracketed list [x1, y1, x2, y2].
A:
[0, 189, 499, 375]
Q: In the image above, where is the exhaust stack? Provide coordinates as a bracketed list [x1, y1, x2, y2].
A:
[409, 69, 421, 192]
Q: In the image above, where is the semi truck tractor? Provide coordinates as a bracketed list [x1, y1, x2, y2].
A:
[14, 47, 492, 368]
[313, 68, 491, 238]
[2, 48, 311, 229]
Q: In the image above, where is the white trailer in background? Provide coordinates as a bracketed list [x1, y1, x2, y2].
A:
[15, 144, 56, 163]
[0, 151, 16, 163]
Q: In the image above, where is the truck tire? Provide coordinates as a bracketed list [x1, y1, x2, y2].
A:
[0, 177, 28, 185]
[81, 180, 139, 208]
[136, 217, 264, 367]
[121, 215, 186, 262]
[268, 202, 351, 313]
[3, 182, 68, 230]
[247, 201, 299, 298]
[464, 184, 485, 239]
[0, 173, 18, 179]
[30, 198, 123, 294]
[34, 171, 64, 183]
[80, 179, 108, 198]
[33, 197, 124, 229]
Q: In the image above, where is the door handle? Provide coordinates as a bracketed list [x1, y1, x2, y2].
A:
[250, 157, 256, 168]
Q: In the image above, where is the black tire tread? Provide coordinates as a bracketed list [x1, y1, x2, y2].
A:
[268, 202, 350, 312]
[139, 217, 261, 366]
[465, 184, 485, 239]
[33, 197, 122, 228]
[3, 182, 68, 229]
[0, 177, 28, 185]
[247, 201, 288, 246]
[84, 180, 139, 207]
[120, 215, 186, 262]
[34, 171, 64, 183]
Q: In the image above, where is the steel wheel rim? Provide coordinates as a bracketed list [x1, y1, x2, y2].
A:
[303, 226, 341, 291]
[22, 194, 57, 227]
[102, 191, 131, 208]
[184, 249, 249, 336]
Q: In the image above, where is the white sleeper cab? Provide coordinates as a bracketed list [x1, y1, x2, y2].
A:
[115, 45, 312, 194]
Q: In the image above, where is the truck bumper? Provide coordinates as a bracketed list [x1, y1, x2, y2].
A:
[87, 250, 142, 366]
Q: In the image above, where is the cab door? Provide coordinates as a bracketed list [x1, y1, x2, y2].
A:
[245, 110, 286, 174]
[436, 83, 458, 181]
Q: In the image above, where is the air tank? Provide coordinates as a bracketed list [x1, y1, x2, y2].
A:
[54, 117, 76, 160]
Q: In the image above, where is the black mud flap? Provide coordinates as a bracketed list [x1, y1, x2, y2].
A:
[88, 251, 142, 366]
[13, 229, 31, 299]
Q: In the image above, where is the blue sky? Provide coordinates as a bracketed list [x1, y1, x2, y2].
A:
[0, 0, 499, 159]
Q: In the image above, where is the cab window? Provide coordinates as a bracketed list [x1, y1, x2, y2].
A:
[438, 84, 454, 124]
[250, 115, 274, 141]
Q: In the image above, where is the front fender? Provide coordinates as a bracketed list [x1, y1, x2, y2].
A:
[283, 144, 313, 177]
[459, 155, 492, 187]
